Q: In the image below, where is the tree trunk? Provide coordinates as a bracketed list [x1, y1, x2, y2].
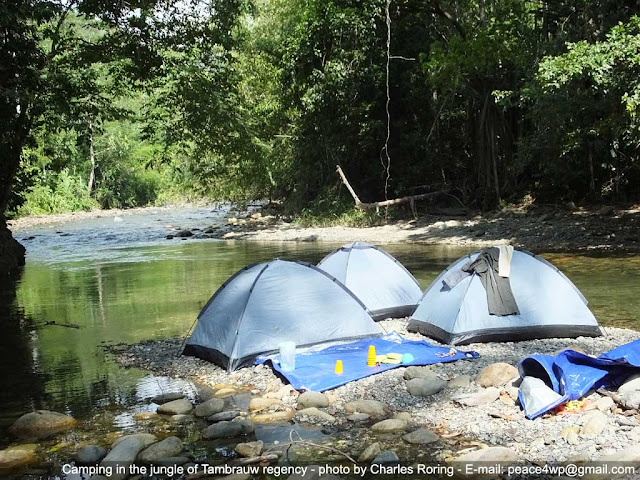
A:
[87, 121, 96, 195]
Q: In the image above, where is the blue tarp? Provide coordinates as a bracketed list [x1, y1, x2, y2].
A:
[518, 339, 640, 419]
[255, 332, 479, 392]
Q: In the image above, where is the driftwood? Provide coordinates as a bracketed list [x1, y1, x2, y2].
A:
[336, 165, 449, 211]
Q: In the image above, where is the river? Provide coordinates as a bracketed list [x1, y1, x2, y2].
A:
[1, 206, 639, 447]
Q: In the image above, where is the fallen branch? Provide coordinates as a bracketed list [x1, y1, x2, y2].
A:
[336, 165, 449, 211]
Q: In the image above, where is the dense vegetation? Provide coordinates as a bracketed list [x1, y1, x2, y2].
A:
[3, 0, 640, 226]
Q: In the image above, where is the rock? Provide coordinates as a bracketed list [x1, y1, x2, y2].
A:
[617, 415, 637, 426]
[455, 446, 519, 463]
[0, 447, 36, 473]
[392, 412, 412, 422]
[171, 414, 193, 424]
[403, 366, 434, 380]
[371, 419, 407, 432]
[250, 410, 295, 423]
[406, 377, 447, 397]
[402, 428, 439, 445]
[232, 419, 255, 434]
[8, 410, 77, 439]
[560, 425, 580, 441]
[372, 450, 400, 465]
[101, 437, 145, 480]
[595, 396, 615, 412]
[74, 445, 108, 464]
[358, 443, 381, 463]
[599, 206, 614, 216]
[619, 374, 640, 394]
[203, 421, 246, 439]
[156, 398, 193, 415]
[175, 229, 194, 237]
[194, 398, 225, 418]
[133, 411, 157, 421]
[113, 434, 158, 449]
[215, 388, 237, 398]
[347, 413, 370, 422]
[235, 441, 263, 458]
[621, 391, 640, 410]
[344, 400, 388, 417]
[151, 392, 185, 404]
[448, 375, 472, 389]
[476, 363, 518, 387]
[582, 411, 608, 435]
[295, 407, 336, 423]
[297, 392, 329, 409]
[209, 411, 242, 423]
[138, 436, 183, 463]
[249, 397, 281, 413]
[455, 387, 500, 406]
[154, 456, 190, 466]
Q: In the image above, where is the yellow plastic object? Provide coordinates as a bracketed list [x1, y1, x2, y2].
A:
[335, 360, 343, 375]
[367, 345, 377, 367]
[379, 353, 403, 364]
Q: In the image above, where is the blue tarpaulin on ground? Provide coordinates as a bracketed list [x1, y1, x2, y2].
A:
[518, 339, 640, 419]
[255, 332, 479, 392]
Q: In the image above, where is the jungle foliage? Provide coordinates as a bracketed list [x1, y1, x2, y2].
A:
[3, 0, 640, 219]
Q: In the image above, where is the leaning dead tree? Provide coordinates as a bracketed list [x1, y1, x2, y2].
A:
[336, 165, 449, 212]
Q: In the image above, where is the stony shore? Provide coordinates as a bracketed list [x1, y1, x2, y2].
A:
[9, 203, 640, 253]
[107, 319, 640, 473]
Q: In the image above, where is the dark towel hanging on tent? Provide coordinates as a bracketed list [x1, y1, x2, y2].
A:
[442, 247, 519, 316]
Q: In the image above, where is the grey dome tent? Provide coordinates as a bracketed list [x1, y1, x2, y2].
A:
[408, 249, 601, 345]
[317, 242, 422, 320]
[183, 259, 382, 371]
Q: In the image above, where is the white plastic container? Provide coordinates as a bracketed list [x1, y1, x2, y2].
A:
[279, 341, 296, 372]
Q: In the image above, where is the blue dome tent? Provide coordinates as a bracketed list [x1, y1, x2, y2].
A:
[183, 259, 382, 371]
[408, 249, 601, 345]
[317, 242, 423, 320]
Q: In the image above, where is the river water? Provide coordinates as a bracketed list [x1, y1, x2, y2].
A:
[1, 206, 639, 447]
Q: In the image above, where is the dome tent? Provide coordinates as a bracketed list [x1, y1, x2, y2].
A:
[183, 259, 382, 371]
[408, 249, 601, 345]
[317, 242, 422, 320]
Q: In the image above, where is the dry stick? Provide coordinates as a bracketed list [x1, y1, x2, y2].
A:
[287, 429, 359, 464]
[336, 165, 449, 211]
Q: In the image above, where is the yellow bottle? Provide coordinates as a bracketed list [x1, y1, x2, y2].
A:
[335, 360, 343, 375]
[367, 345, 377, 367]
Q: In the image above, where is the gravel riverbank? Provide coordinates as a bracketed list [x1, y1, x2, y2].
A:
[112, 319, 640, 469]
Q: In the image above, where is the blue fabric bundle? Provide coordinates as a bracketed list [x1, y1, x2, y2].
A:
[255, 332, 479, 392]
[518, 339, 640, 419]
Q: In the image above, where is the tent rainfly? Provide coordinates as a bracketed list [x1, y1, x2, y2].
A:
[408, 249, 602, 345]
[317, 242, 423, 320]
[183, 259, 382, 371]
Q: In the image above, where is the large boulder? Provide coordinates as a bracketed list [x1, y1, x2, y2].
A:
[476, 363, 518, 387]
[9, 410, 77, 439]
[344, 400, 388, 417]
[138, 436, 183, 463]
